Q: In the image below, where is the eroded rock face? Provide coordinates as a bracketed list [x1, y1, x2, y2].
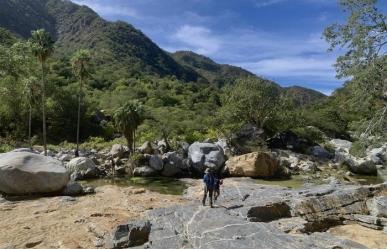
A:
[188, 142, 225, 174]
[0, 152, 69, 195]
[108, 220, 151, 248]
[225, 152, 279, 178]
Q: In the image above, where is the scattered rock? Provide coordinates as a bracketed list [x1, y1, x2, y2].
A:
[110, 144, 127, 159]
[133, 166, 157, 177]
[345, 157, 377, 175]
[109, 220, 151, 248]
[0, 152, 69, 195]
[138, 142, 154, 154]
[330, 139, 352, 153]
[62, 181, 84, 196]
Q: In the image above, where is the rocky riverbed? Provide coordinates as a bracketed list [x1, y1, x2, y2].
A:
[0, 178, 386, 249]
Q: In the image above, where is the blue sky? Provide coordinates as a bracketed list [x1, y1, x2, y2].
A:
[71, 0, 362, 95]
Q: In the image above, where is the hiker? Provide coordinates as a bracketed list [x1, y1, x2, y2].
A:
[202, 168, 215, 207]
[213, 174, 223, 201]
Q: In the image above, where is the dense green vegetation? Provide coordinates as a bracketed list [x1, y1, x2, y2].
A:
[0, 0, 385, 155]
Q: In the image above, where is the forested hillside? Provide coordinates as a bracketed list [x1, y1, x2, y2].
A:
[0, 0, 384, 156]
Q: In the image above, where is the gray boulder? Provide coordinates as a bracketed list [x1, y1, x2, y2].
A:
[62, 181, 84, 196]
[161, 152, 186, 177]
[133, 166, 157, 177]
[108, 220, 151, 248]
[345, 157, 377, 175]
[0, 152, 69, 195]
[188, 142, 225, 173]
[110, 144, 127, 159]
[311, 145, 330, 159]
[367, 196, 387, 218]
[67, 157, 100, 179]
[149, 155, 163, 171]
[330, 139, 352, 152]
[138, 141, 154, 154]
[367, 145, 387, 164]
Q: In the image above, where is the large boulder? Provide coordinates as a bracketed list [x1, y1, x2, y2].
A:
[345, 157, 377, 175]
[161, 152, 186, 177]
[310, 145, 330, 159]
[67, 157, 99, 179]
[149, 155, 163, 171]
[330, 139, 352, 153]
[0, 152, 69, 195]
[110, 144, 127, 159]
[188, 142, 225, 173]
[225, 152, 279, 178]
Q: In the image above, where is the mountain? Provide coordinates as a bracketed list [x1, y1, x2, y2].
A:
[171, 51, 256, 86]
[0, 0, 326, 102]
[0, 0, 200, 83]
[284, 86, 326, 106]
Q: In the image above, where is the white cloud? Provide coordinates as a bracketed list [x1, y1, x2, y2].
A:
[237, 56, 336, 79]
[72, 0, 139, 18]
[253, 0, 286, 8]
[172, 25, 221, 55]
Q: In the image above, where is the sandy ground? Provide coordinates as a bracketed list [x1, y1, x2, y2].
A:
[328, 224, 387, 249]
[0, 186, 186, 249]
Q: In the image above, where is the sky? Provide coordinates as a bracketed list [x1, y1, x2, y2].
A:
[71, 0, 364, 95]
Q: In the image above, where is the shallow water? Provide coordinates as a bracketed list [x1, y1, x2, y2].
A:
[254, 167, 387, 189]
[82, 177, 187, 195]
[254, 175, 305, 189]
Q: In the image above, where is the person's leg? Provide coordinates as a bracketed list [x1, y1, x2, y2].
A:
[202, 185, 207, 206]
[209, 188, 213, 207]
[214, 188, 219, 201]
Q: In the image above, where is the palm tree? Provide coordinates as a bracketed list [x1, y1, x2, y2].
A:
[71, 49, 91, 157]
[23, 76, 39, 149]
[30, 29, 54, 156]
[113, 101, 145, 152]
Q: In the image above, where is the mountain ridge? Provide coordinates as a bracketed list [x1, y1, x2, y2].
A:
[0, 0, 327, 103]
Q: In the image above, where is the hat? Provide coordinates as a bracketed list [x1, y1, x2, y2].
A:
[205, 168, 211, 173]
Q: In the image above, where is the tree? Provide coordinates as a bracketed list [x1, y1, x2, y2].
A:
[113, 101, 145, 151]
[23, 76, 39, 149]
[30, 29, 54, 156]
[324, 0, 386, 78]
[219, 77, 281, 136]
[323, 0, 386, 137]
[71, 49, 92, 157]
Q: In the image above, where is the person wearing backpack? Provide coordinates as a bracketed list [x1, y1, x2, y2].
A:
[202, 168, 215, 208]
